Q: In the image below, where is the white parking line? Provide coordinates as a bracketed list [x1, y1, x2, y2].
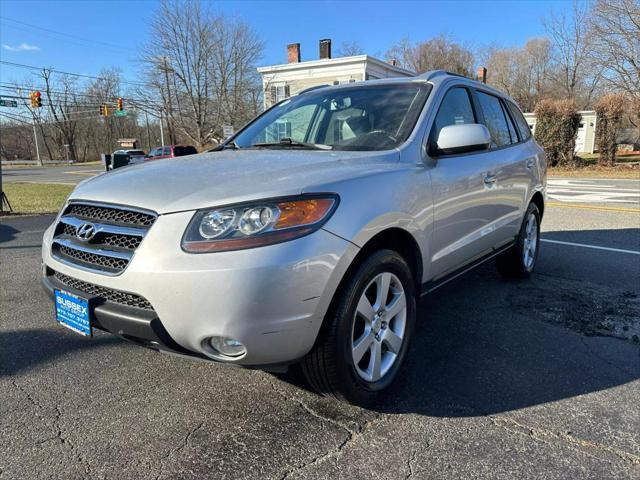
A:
[541, 239, 640, 255]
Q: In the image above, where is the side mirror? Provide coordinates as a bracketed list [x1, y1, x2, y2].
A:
[433, 124, 491, 156]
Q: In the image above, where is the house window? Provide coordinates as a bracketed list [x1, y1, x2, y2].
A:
[269, 85, 290, 105]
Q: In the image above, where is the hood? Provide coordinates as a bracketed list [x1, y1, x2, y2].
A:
[70, 149, 400, 214]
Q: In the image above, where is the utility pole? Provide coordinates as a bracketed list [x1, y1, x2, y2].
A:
[144, 110, 152, 151]
[162, 56, 175, 144]
[0, 157, 12, 212]
[32, 118, 42, 166]
[159, 109, 165, 148]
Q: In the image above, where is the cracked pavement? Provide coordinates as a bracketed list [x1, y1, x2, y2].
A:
[1, 202, 639, 479]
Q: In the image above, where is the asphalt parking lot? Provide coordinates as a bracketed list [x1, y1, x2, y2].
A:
[1, 184, 639, 479]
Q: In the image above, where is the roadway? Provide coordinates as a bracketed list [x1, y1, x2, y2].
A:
[1, 194, 638, 479]
[2, 164, 104, 185]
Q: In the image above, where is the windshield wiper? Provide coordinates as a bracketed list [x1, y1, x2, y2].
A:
[251, 138, 332, 150]
[221, 141, 240, 150]
[208, 141, 240, 152]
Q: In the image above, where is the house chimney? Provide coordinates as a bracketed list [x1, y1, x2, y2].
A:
[319, 39, 331, 60]
[477, 66, 487, 83]
[287, 43, 301, 63]
[388, 58, 398, 67]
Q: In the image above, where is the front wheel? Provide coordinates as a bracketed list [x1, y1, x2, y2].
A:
[301, 250, 416, 405]
[497, 203, 541, 278]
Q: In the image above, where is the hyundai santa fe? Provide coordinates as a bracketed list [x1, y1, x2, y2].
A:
[42, 70, 545, 404]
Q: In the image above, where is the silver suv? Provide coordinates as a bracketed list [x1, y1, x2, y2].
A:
[42, 71, 545, 404]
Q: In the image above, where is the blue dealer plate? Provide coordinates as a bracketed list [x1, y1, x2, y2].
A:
[54, 289, 92, 336]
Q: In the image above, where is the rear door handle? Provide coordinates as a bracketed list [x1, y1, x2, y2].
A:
[526, 158, 535, 169]
[484, 174, 497, 185]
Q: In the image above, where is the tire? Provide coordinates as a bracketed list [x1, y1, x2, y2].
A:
[496, 202, 541, 279]
[301, 249, 416, 405]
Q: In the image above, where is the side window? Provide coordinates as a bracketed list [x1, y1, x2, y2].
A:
[506, 101, 532, 141]
[476, 91, 513, 148]
[163, 146, 171, 155]
[431, 87, 476, 143]
[501, 101, 519, 143]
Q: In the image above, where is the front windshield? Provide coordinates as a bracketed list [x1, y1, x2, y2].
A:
[233, 83, 430, 151]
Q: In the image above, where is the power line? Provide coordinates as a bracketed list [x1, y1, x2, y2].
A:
[0, 83, 163, 108]
[0, 16, 132, 53]
[0, 60, 149, 87]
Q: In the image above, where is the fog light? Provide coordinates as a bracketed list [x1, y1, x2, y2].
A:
[208, 336, 246, 357]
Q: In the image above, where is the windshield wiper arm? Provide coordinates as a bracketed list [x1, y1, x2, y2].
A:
[222, 141, 240, 150]
[251, 138, 332, 150]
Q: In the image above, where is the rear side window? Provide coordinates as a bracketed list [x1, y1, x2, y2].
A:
[174, 146, 197, 156]
[506, 101, 532, 141]
[431, 87, 476, 142]
[476, 91, 513, 148]
[163, 147, 171, 155]
[502, 102, 519, 143]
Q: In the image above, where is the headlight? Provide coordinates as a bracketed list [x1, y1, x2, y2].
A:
[182, 194, 339, 253]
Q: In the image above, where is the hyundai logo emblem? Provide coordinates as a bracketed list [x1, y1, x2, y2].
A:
[76, 223, 97, 241]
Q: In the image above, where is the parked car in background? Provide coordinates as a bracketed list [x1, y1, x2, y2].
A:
[108, 149, 147, 170]
[42, 71, 545, 405]
[145, 145, 198, 161]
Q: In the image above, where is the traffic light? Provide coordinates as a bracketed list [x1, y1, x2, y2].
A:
[117, 98, 123, 111]
[30, 91, 42, 108]
[99, 104, 109, 116]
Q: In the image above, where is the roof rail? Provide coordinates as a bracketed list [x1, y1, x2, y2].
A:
[298, 84, 330, 95]
[418, 70, 469, 81]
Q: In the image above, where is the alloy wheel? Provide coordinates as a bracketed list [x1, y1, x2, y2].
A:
[523, 212, 538, 270]
[351, 272, 407, 382]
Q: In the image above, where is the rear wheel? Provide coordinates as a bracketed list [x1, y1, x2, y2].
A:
[301, 250, 416, 405]
[497, 202, 540, 278]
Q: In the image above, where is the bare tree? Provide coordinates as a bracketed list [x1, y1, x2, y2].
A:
[386, 34, 475, 76]
[337, 41, 364, 57]
[544, 1, 601, 106]
[39, 70, 82, 161]
[141, 0, 263, 149]
[590, 0, 640, 101]
[482, 38, 554, 111]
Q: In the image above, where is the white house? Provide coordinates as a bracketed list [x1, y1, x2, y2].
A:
[257, 39, 415, 109]
[524, 111, 598, 154]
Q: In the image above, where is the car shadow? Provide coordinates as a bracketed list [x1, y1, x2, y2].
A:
[0, 222, 19, 244]
[0, 328, 121, 377]
[0, 214, 56, 245]
[281, 228, 640, 416]
[380, 225, 640, 416]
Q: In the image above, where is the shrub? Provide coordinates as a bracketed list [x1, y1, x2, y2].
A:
[595, 93, 626, 166]
[534, 99, 581, 167]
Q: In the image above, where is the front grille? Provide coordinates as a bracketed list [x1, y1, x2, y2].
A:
[51, 202, 157, 275]
[61, 221, 140, 250]
[52, 270, 153, 310]
[66, 203, 156, 227]
[63, 223, 76, 236]
[102, 233, 142, 250]
[57, 244, 129, 271]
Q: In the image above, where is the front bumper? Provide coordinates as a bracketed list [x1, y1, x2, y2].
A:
[42, 271, 207, 358]
[42, 210, 358, 366]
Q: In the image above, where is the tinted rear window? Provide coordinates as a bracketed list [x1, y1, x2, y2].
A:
[477, 91, 513, 148]
[174, 146, 197, 156]
[506, 101, 532, 141]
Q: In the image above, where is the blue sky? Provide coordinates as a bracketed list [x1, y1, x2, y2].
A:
[0, 0, 575, 89]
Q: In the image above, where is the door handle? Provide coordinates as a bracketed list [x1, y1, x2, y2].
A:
[484, 174, 497, 186]
[525, 158, 535, 169]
